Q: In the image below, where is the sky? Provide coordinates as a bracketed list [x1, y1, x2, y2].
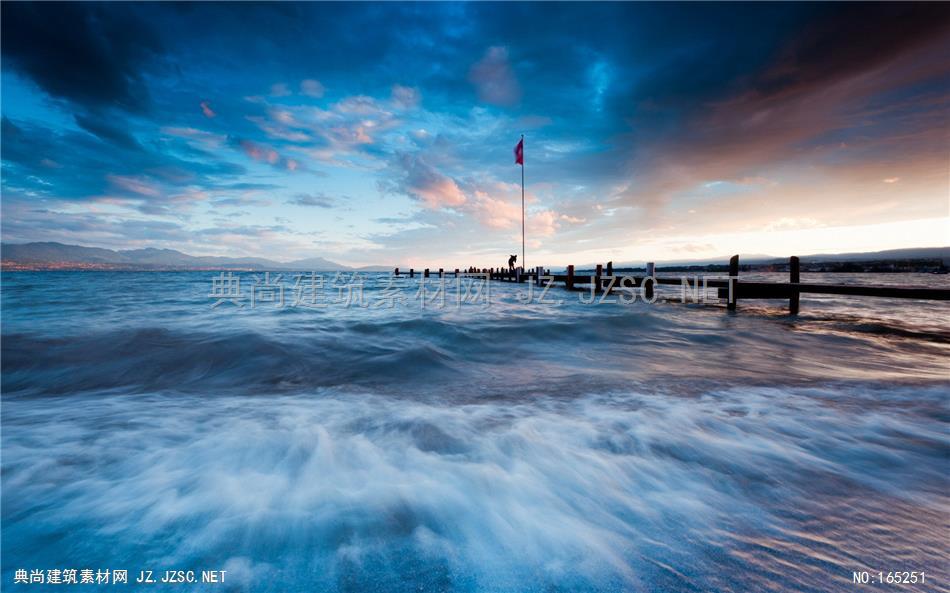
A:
[1, 2, 948, 267]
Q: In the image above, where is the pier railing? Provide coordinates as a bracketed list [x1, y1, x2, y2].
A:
[394, 255, 950, 314]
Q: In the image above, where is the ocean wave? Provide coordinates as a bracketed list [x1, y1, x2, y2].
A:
[3, 273, 949, 591]
[3, 387, 947, 592]
[5, 303, 949, 397]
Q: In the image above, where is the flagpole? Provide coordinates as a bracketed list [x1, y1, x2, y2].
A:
[521, 134, 525, 271]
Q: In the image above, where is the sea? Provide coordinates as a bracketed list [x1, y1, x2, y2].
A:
[2, 271, 948, 593]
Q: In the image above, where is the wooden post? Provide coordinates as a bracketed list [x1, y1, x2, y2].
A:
[595, 264, 603, 293]
[454, 268, 459, 277]
[789, 256, 800, 315]
[409, 268, 414, 278]
[566, 264, 574, 290]
[644, 262, 655, 301]
[394, 267, 400, 276]
[515, 268, 521, 283]
[439, 268, 443, 278]
[727, 255, 739, 311]
[424, 268, 430, 278]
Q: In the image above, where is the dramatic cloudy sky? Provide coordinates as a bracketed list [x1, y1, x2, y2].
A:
[2, 3, 948, 266]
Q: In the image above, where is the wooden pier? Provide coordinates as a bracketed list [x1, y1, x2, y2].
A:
[395, 255, 950, 314]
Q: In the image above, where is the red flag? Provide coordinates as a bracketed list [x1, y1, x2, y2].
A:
[514, 138, 523, 165]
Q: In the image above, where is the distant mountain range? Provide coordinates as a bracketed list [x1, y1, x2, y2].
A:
[599, 247, 949, 270]
[2, 242, 946, 272]
[791, 246, 949, 264]
[0, 242, 392, 271]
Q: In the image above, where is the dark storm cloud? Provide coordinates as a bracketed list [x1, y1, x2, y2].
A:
[1, 116, 110, 196]
[588, 2, 950, 215]
[1, 115, 248, 201]
[1, 2, 162, 113]
[74, 113, 143, 151]
[754, 3, 950, 98]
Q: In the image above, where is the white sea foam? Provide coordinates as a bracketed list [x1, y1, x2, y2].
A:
[4, 385, 948, 592]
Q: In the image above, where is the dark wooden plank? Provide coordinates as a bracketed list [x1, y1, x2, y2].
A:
[644, 262, 655, 301]
[789, 256, 800, 315]
[788, 283, 950, 299]
[717, 282, 950, 300]
[727, 255, 739, 311]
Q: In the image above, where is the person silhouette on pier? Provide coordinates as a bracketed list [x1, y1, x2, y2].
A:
[508, 254, 517, 271]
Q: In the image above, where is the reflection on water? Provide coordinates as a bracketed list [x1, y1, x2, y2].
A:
[2, 272, 949, 592]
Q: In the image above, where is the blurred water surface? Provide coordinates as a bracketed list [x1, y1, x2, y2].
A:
[3, 271, 949, 592]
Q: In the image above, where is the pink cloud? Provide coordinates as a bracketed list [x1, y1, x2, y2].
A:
[107, 174, 161, 197]
[169, 188, 210, 204]
[199, 101, 216, 118]
[559, 214, 585, 224]
[416, 177, 466, 209]
[392, 153, 466, 209]
[242, 96, 400, 166]
[239, 139, 281, 165]
[530, 210, 560, 237]
[161, 126, 225, 147]
[470, 191, 520, 229]
[459, 181, 574, 238]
